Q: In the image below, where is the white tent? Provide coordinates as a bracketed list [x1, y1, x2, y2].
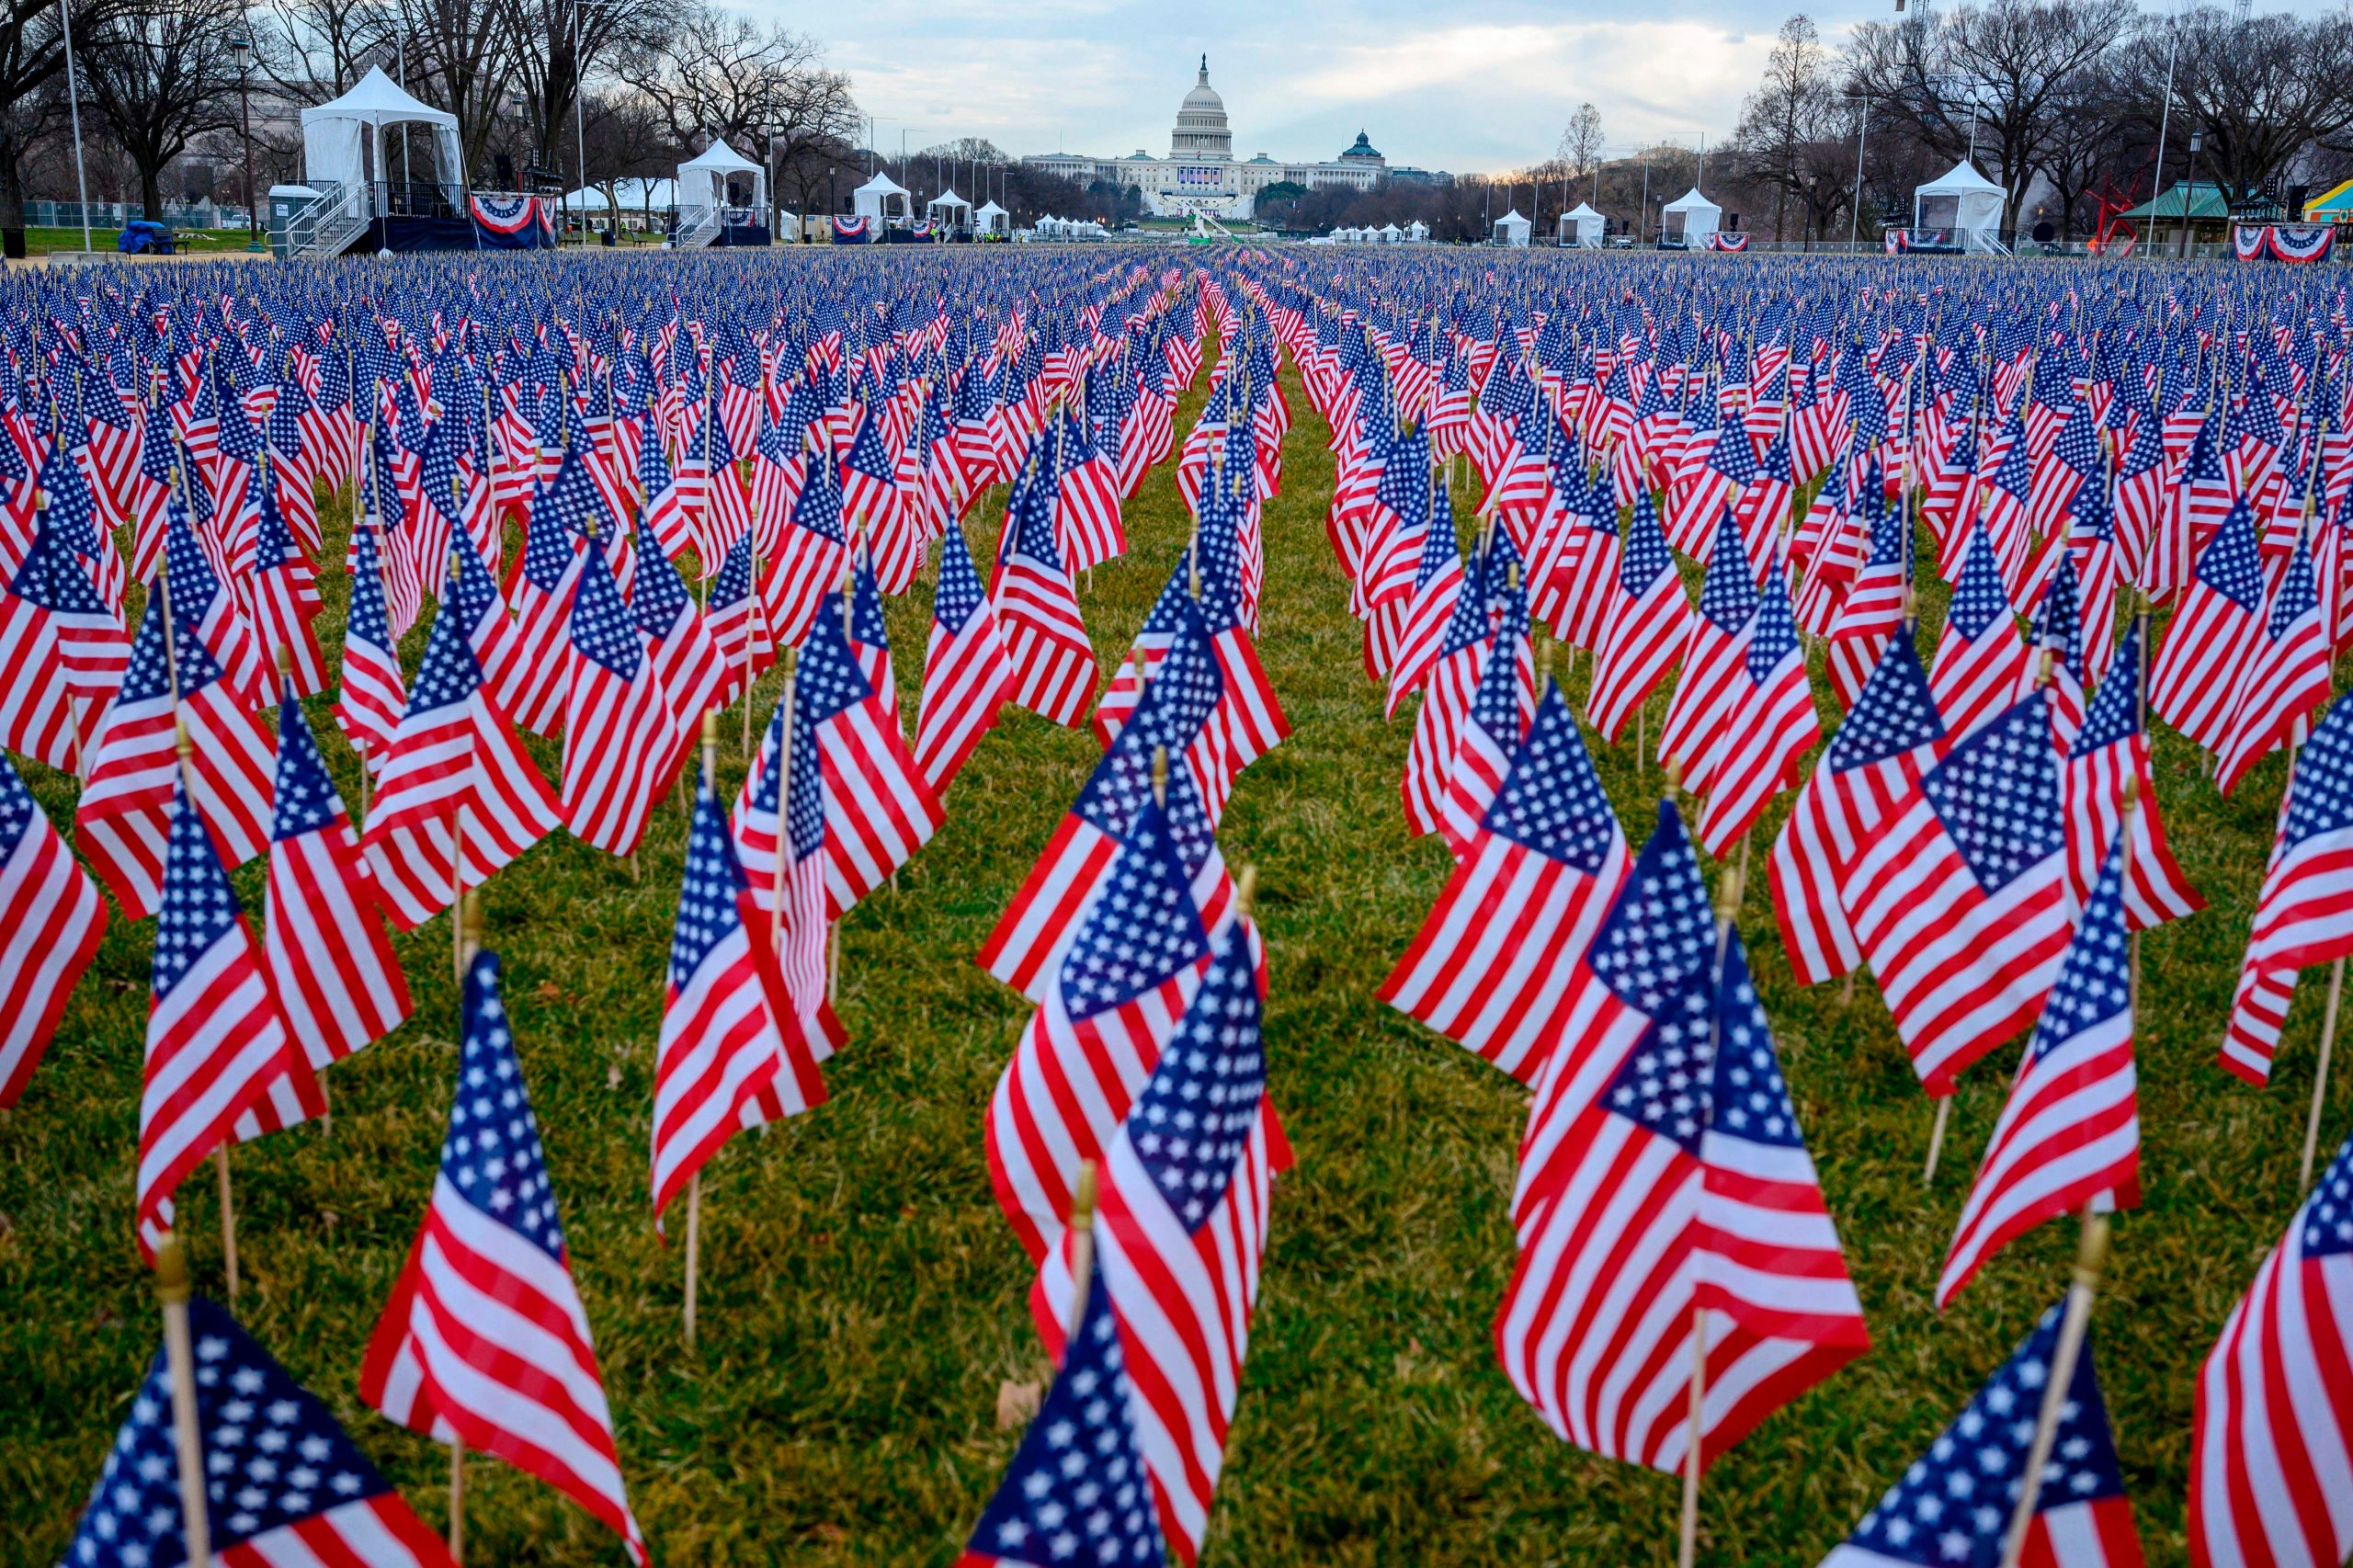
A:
[1405, 220, 1429, 244]
[677, 141, 766, 218]
[1661, 187, 1721, 247]
[299, 65, 465, 209]
[974, 199, 1009, 237]
[1559, 200, 1604, 248]
[1379, 222, 1403, 244]
[1491, 208, 1531, 247]
[1913, 158, 2006, 253]
[852, 170, 913, 225]
[925, 187, 971, 233]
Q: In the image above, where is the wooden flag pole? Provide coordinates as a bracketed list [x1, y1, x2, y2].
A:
[155, 1233, 213, 1568]
[449, 886, 482, 1562]
[1066, 1160, 1099, 1343]
[1996, 1213, 2112, 1568]
[685, 710, 722, 1348]
[773, 648, 799, 962]
[1924, 1098, 1953, 1187]
[1679, 851, 1744, 1568]
[741, 551, 763, 758]
[2301, 957, 2347, 1191]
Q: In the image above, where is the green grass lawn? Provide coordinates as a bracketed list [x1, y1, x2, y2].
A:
[18, 224, 263, 256]
[0, 336, 2340, 1565]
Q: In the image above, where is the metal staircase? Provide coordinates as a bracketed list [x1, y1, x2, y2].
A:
[673, 203, 722, 248]
[284, 180, 371, 261]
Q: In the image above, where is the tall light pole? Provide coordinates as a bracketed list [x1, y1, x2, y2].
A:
[58, 0, 93, 253]
[2148, 0, 2180, 259]
[572, 0, 590, 245]
[1845, 86, 1873, 251]
[232, 35, 259, 248]
[2178, 126, 2204, 258]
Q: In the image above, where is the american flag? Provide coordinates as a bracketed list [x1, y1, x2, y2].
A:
[358, 578, 563, 931]
[1823, 1303, 2142, 1568]
[1028, 911, 1277, 1565]
[503, 449, 598, 738]
[2192, 1123, 2353, 1567]
[0, 752, 106, 1108]
[1699, 546, 1818, 858]
[2063, 622, 2204, 932]
[1586, 489, 1689, 743]
[63, 1295, 459, 1568]
[1381, 681, 1628, 1085]
[956, 1256, 1168, 1568]
[993, 454, 1098, 728]
[1840, 692, 2073, 1095]
[1381, 488, 1464, 715]
[1438, 569, 1532, 858]
[631, 517, 725, 794]
[987, 794, 1213, 1263]
[703, 530, 774, 706]
[1656, 508, 1759, 795]
[267, 679, 413, 1071]
[2215, 522, 2328, 797]
[978, 613, 1230, 1003]
[2220, 695, 2353, 1086]
[2149, 495, 2268, 756]
[1825, 465, 1909, 711]
[1930, 520, 2032, 740]
[635, 416, 695, 569]
[358, 949, 650, 1566]
[140, 773, 324, 1261]
[1501, 802, 1868, 1471]
[730, 673, 842, 1059]
[1402, 538, 1495, 838]
[78, 588, 277, 922]
[560, 548, 678, 856]
[0, 514, 97, 772]
[1937, 830, 2140, 1307]
[654, 769, 826, 1223]
[19, 507, 127, 709]
[769, 437, 851, 652]
[915, 519, 1016, 792]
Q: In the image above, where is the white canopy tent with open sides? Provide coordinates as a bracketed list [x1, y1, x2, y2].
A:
[1559, 200, 1604, 247]
[1491, 208, 1530, 247]
[925, 187, 971, 234]
[852, 171, 914, 226]
[1661, 187, 1721, 247]
[1913, 158, 2007, 254]
[974, 199, 1009, 238]
[674, 140, 767, 246]
[295, 65, 465, 253]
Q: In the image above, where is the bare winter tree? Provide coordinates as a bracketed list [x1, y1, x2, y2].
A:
[614, 6, 854, 195]
[257, 0, 387, 104]
[78, 0, 244, 220]
[379, 0, 520, 173]
[0, 0, 112, 253]
[2119, 6, 2353, 209]
[1733, 15, 1842, 240]
[1558, 101, 1604, 195]
[505, 0, 679, 180]
[1847, 0, 2136, 230]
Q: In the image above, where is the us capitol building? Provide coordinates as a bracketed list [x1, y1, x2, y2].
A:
[1023, 57, 1438, 221]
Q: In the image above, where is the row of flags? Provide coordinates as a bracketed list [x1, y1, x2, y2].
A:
[14, 241, 2353, 1566]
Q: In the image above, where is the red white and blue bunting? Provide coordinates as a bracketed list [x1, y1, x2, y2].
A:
[2234, 223, 2336, 264]
[468, 193, 555, 250]
[1706, 231, 1750, 253]
[831, 215, 871, 244]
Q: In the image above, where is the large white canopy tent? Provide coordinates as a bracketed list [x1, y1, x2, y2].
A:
[1661, 187, 1721, 246]
[974, 199, 1009, 237]
[300, 65, 465, 209]
[1913, 158, 2006, 253]
[1559, 200, 1604, 247]
[925, 187, 971, 231]
[1491, 208, 1531, 247]
[677, 140, 767, 220]
[851, 170, 913, 225]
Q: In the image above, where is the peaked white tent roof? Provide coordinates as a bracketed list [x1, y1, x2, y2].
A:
[680, 139, 762, 176]
[299, 64, 463, 198]
[301, 65, 455, 131]
[1663, 187, 1721, 214]
[1916, 158, 2003, 197]
[974, 199, 1006, 220]
[1565, 200, 1603, 221]
[926, 187, 971, 210]
[853, 171, 911, 199]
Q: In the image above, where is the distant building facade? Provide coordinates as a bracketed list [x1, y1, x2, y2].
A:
[1023, 57, 1438, 220]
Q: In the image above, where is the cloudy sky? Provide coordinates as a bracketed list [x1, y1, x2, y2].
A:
[754, 0, 2336, 176]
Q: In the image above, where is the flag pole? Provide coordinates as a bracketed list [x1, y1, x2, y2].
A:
[773, 648, 799, 960]
[1065, 1159, 1098, 1344]
[154, 1232, 213, 1568]
[686, 708, 720, 1349]
[1679, 831, 1742, 1568]
[2301, 958, 2347, 1191]
[1995, 1212, 2111, 1568]
[449, 886, 482, 1562]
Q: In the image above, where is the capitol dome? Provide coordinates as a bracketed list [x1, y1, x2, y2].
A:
[1171, 55, 1233, 162]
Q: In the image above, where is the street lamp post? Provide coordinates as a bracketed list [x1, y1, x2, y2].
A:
[2179, 127, 2203, 259]
[58, 0, 93, 254]
[1845, 87, 1872, 252]
[232, 35, 259, 250]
